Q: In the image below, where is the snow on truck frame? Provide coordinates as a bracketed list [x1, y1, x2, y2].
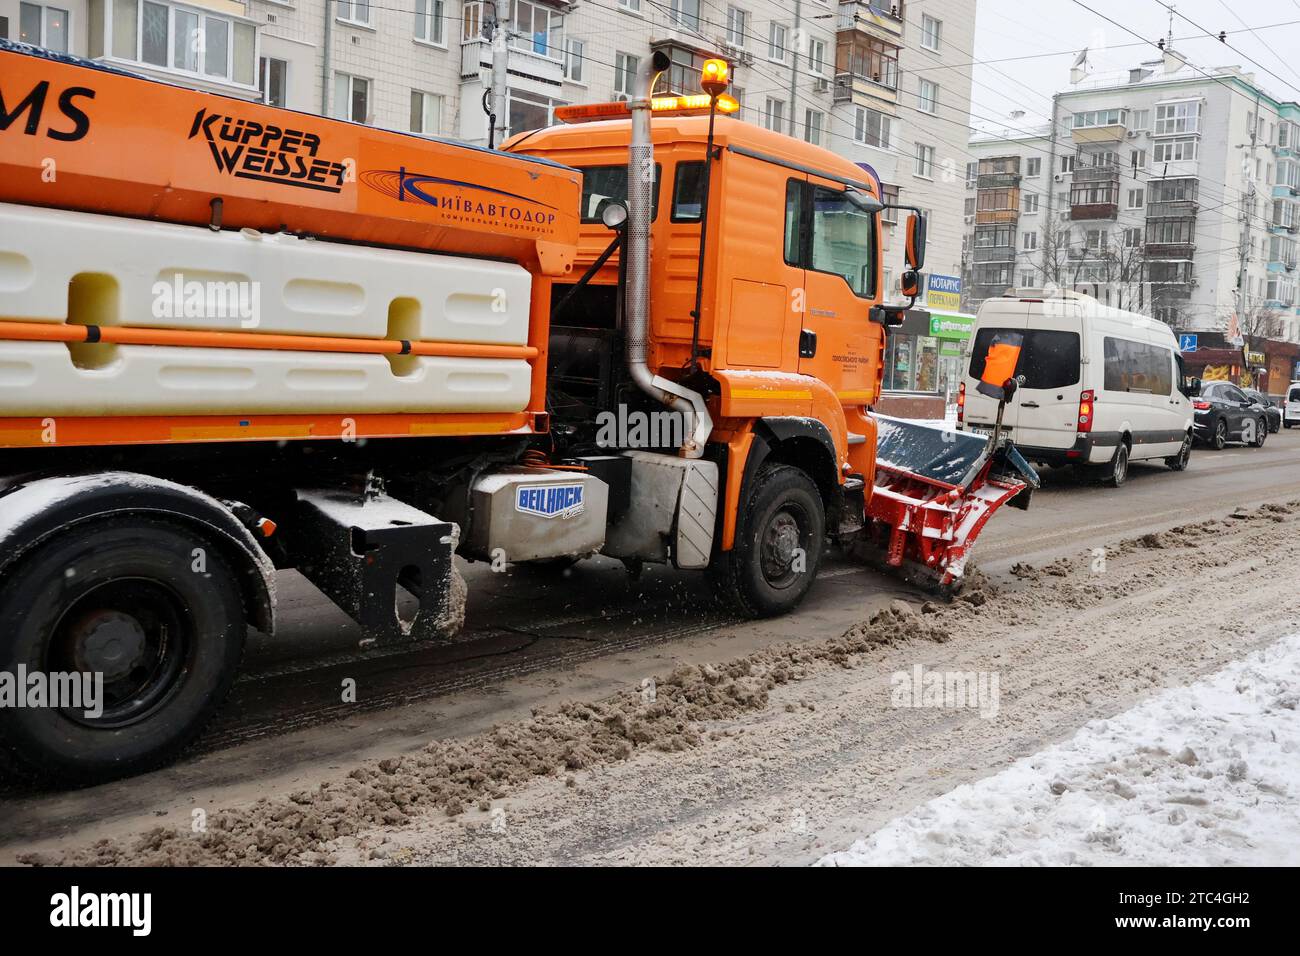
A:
[0, 41, 1035, 782]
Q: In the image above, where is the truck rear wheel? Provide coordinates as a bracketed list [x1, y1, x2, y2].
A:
[715, 464, 825, 618]
[0, 516, 246, 783]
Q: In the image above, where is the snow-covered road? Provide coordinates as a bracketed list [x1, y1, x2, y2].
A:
[820, 633, 1300, 866]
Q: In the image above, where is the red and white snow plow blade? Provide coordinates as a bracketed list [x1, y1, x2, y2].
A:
[855, 416, 1039, 596]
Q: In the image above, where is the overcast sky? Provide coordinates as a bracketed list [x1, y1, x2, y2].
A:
[969, 0, 1300, 129]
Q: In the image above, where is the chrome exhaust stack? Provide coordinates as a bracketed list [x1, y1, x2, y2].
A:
[625, 51, 712, 459]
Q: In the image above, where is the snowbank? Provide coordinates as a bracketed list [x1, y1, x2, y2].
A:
[819, 633, 1300, 866]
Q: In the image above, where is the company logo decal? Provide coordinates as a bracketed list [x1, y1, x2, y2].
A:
[189, 108, 347, 193]
[0, 79, 93, 141]
[360, 167, 558, 230]
[516, 484, 585, 519]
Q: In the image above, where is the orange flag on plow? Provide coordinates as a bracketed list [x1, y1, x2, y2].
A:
[976, 331, 1024, 401]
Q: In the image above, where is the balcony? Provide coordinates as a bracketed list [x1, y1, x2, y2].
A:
[1146, 241, 1197, 258]
[1071, 203, 1119, 221]
[460, 38, 563, 87]
[1073, 164, 1121, 184]
[972, 245, 1016, 263]
[975, 208, 1019, 225]
[977, 172, 1021, 189]
[1146, 199, 1200, 218]
[837, 1, 905, 42]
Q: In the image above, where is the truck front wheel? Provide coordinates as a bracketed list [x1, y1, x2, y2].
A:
[0, 516, 246, 783]
[715, 464, 825, 618]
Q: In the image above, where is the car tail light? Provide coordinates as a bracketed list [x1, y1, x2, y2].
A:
[1077, 389, 1094, 433]
[957, 381, 966, 424]
[1192, 399, 1211, 410]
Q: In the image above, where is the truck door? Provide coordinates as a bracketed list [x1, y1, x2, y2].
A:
[793, 179, 878, 401]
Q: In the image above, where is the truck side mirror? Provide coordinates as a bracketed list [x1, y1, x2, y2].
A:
[905, 213, 927, 271]
[900, 269, 920, 298]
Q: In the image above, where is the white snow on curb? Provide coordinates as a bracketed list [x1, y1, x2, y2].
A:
[818, 633, 1300, 866]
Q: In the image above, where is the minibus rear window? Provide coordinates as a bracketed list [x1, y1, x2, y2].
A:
[969, 327, 1081, 389]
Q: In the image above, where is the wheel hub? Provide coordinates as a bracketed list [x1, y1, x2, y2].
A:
[761, 512, 801, 580]
[70, 609, 148, 681]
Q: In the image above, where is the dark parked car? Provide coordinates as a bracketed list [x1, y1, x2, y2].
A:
[1193, 381, 1269, 449]
[1242, 389, 1282, 433]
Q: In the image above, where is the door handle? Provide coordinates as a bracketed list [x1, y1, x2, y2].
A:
[1020, 401, 1040, 408]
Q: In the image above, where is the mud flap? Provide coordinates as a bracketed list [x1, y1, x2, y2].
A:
[293, 489, 460, 643]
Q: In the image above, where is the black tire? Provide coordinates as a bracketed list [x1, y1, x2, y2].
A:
[1253, 418, 1268, 448]
[1165, 431, 1192, 471]
[1285, 421, 1294, 429]
[0, 517, 246, 784]
[1211, 417, 1228, 450]
[1104, 441, 1129, 488]
[714, 464, 825, 618]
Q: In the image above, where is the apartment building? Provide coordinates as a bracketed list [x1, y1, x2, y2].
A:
[2, 0, 974, 307]
[963, 45, 1300, 351]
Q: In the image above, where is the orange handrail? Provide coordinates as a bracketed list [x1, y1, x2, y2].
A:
[0, 321, 539, 361]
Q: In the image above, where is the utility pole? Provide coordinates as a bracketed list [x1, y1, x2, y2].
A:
[787, 0, 802, 138]
[486, 1, 509, 148]
[1236, 92, 1261, 362]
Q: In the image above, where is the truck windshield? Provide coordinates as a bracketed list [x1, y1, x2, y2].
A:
[578, 164, 661, 223]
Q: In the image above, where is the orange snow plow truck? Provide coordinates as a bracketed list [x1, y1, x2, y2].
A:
[0, 42, 1037, 781]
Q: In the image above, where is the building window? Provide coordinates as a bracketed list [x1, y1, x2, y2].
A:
[725, 5, 746, 47]
[914, 143, 935, 178]
[920, 14, 941, 51]
[564, 38, 584, 81]
[1022, 192, 1039, 213]
[768, 22, 787, 62]
[258, 56, 287, 107]
[669, 0, 700, 31]
[1153, 137, 1198, 163]
[964, 197, 976, 216]
[508, 90, 565, 135]
[855, 107, 891, 149]
[1130, 109, 1150, 130]
[1072, 108, 1126, 129]
[414, 0, 445, 45]
[1026, 156, 1041, 177]
[804, 108, 823, 145]
[511, 0, 564, 59]
[1154, 100, 1201, 135]
[336, 0, 371, 26]
[618, 0, 641, 11]
[614, 51, 638, 97]
[410, 90, 442, 134]
[19, 3, 68, 53]
[1130, 148, 1146, 169]
[764, 96, 786, 132]
[1060, 155, 1075, 173]
[1123, 227, 1142, 247]
[333, 72, 369, 123]
[1127, 188, 1144, 209]
[965, 161, 978, 187]
[111, 1, 256, 86]
[808, 37, 826, 74]
[1021, 271, 1035, 286]
[917, 79, 937, 114]
[1023, 231, 1037, 250]
[462, 1, 482, 41]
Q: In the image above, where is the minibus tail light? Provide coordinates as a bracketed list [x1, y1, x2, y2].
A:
[1077, 389, 1095, 432]
[957, 381, 966, 424]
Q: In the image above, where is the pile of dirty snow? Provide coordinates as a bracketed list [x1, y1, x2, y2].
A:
[820, 633, 1300, 866]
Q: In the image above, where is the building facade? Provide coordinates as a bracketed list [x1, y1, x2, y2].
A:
[2, 0, 974, 307]
[963, 46, 1300, 356]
